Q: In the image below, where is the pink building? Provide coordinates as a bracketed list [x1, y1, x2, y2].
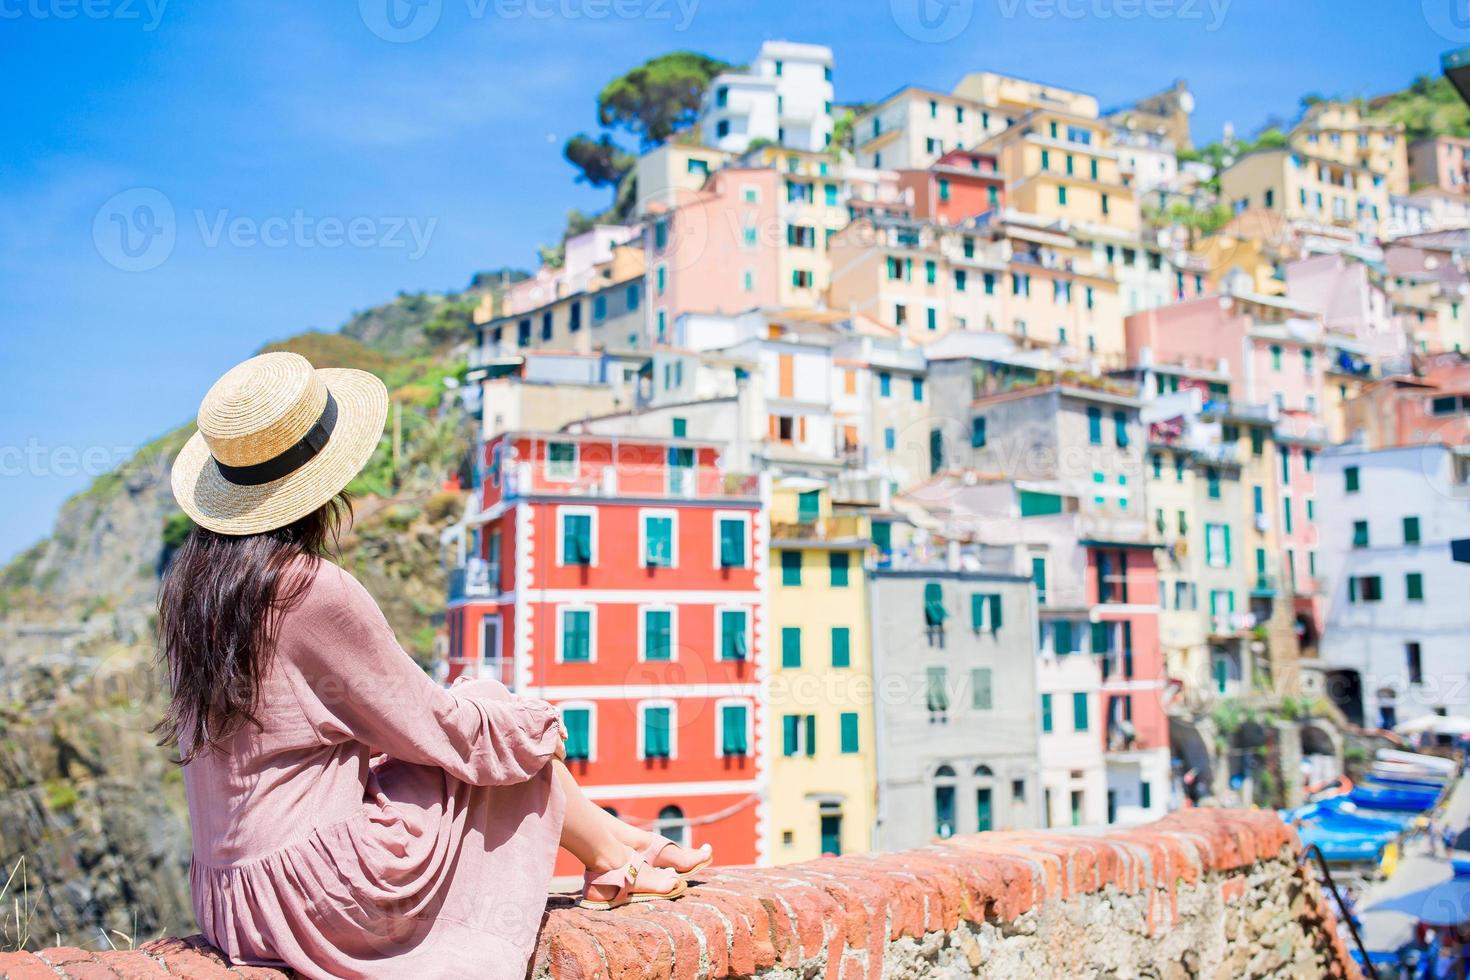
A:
[1273, 414, 1324, 652]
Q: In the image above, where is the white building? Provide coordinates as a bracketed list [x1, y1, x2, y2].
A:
[1317, 443, 1470, 728]
[698, 42, 834, 154]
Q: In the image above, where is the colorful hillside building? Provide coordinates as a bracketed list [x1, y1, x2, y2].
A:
[766, 479, 876, 862]
[444, 432, 769, 875]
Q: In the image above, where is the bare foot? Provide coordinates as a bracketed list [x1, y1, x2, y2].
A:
[649, 839, 712, 875]
[584, 856, 679, 903]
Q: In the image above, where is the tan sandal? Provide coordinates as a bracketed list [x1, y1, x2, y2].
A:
[642, 834, 713, 879]
[578, 858, 686, 910]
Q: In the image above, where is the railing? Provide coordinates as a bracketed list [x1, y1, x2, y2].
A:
[448, 559, 497, 601]
[1251, 575, 1279, 596]
[770, 515, 867, 541]
[503, 463, 761, 501]
[1297, 843, 1379, 980]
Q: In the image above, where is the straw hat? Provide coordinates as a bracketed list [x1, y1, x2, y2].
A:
[170, 352, 388, 535]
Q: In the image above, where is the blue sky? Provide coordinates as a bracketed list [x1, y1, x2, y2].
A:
[0, 0, 1449, 563]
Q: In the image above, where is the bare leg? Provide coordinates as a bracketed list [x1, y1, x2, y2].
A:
[551, 761, 707, 889]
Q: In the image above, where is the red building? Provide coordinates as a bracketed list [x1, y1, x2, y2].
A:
[899, 148, 1005, 225]
[445, 432, 768, 874]
[1084, 541, 1170, 823]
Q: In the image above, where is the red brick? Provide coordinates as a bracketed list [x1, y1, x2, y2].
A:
[0, 951, 64, 980]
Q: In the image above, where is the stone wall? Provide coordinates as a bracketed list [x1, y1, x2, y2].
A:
[0, 808, 1360, 979]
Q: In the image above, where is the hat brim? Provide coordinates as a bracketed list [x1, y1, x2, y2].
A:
[170, 368, 389, 535]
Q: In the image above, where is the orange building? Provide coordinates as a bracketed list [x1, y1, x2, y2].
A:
[445, 432, 768, 874]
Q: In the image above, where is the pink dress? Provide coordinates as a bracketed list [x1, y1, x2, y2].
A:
[182, 560, 566, 979]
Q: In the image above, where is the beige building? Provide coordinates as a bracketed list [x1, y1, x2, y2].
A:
[634, 142, 732, 216]
[978, 110, 1139, 235]
[1290, 101, 1408, 195]
[477, 242, 646, 354]
[951, 71, 1098, 121]
[854, 86, 1005, 171]
[1218, 148, 1391, 240]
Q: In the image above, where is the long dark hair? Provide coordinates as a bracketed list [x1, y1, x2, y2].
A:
[155, 492, 351, 762]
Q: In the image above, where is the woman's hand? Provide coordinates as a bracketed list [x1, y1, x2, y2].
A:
[553, 719, 568, 761]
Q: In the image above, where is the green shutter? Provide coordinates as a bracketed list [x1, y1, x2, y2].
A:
[1087, 406, 1102, 444]
[781, 551, 802, 585]
[1054, 620, 1073, 654]
[644, 609, 672, 661]
[1041, 693, 1053, 733]
[831, 627, 851, 667]
[840, 712, 859, 753]
[782, 715, 800, 756]
[797, 490, 821, 523]
[1090, 621, 1110, 653]
[970, 593, 986, 630]
[804, 714, 816, 757]
[644, 707, 671, 758]
[562, 609, 591, 662]
[721, 610, 747, 661]
[971, 668, 992, 710]
[1073, 692, 1089, 732]
[1407, 573, 1424, 601]
[926, 667, 949, 712]
[719, 518, 746, 567]
[1345, 466, 1359, 492]
[924, 582, 947, 625]
[644, 516, 673, 566]
[830, 552, 850, 587]
[872, 521, 892, 551]
[563, 708, 590, 761]
[990, 594, 1002, 631]
[721, 704, 748, 756]
[1031, 558, 1047, 605]
[1404, 516, 1421, 545]
[563, 513, 592, 564]
[781, 627, 802, 668]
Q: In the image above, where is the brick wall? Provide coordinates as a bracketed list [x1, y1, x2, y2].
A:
[0, 809, 1360, 979]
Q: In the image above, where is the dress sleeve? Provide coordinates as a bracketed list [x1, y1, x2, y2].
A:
[290, 564, 562, 787]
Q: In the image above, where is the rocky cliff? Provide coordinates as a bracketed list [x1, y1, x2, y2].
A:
[0, 325, 476, 951]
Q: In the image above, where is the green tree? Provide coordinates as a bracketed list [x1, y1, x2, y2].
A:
[563, 132, 635, 189]
[597, 51, 735, 147]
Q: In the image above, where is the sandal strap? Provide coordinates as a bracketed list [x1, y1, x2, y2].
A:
[583, 860, 643, 905]
[640, 833, 678, 864]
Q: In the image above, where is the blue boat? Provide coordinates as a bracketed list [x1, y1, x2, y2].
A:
[1349, 783, 1440, 812]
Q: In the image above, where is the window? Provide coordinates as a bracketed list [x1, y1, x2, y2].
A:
[1345, 466, 1360, 493]
[547, 440, 578, 481]
[923, 582, 948, 628]
[719, 609, 748, 661]
[782, 714, 816, 757]
[831, 627, 851, 667]
[641, 704, 673, 759]
[719, 702, 749, 757]
[879, 372, 892, 397]
[1407, 643, 1424, 685]
[1207, 467, 1221, 499]
[560, 705, 594, 762]
[592, 295, 607, 322]
[971, 416, 987, 448]
[912, 377, 924, 402]
[938, 177, 950, 201]
[971, 668, 993, 710]
[1031, 557, 1048, 605]
[1348, 575, 1383, 603]
[1087, 406, 1102, 445]
[781, 627, 802, 668]
[1042, 691, 1055, 734]
[1352, 520, 1369, 548]
[560, 510, 594, 566]
[926, 667, 950, 716]
[541, 311, 553, 340]
[641, 512, 675, 567]
[1072, 692, 1089, 732]
[781, 550, 802, 586]
[840, 712, 860, 753]
[641, 608, 674, 662]
[559, 608, 592, 662]
[1403, 516, 1421, 545]
[954, 269, 967, 292]
[830, 552, 850, 587]
[884, 427, 896, 450]
[970, 593, 1002, 632]
[1406, 572, 1424, 602]
[1058, 185, 1067, 205]
[1113, 410, 1128, 447]
[1205, 523, 1232, 568]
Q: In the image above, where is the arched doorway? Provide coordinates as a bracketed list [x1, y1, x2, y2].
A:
[657, 805, 687, 846]
[973, 765, 995, 832]
[933, 765, 957, 838]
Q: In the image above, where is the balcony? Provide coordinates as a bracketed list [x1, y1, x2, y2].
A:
[1250, 575, 1279, 597]
[449, 558, 498, 602]
[503, 462, 762, 502]
[770, 514, 868, 543]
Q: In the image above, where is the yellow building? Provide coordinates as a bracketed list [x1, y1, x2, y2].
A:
[739, 145, 856, 309]
[951, 71, 1098, 121]
[766, 479, 876, 863]
[979, 110, 1139, 234]
[634, 142, 732, 216]
[1218, 148, 1390, 240]
[1290, 101, 1408, 196]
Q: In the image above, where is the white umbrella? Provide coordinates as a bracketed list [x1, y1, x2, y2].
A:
[1395, 714, 1470, 736]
